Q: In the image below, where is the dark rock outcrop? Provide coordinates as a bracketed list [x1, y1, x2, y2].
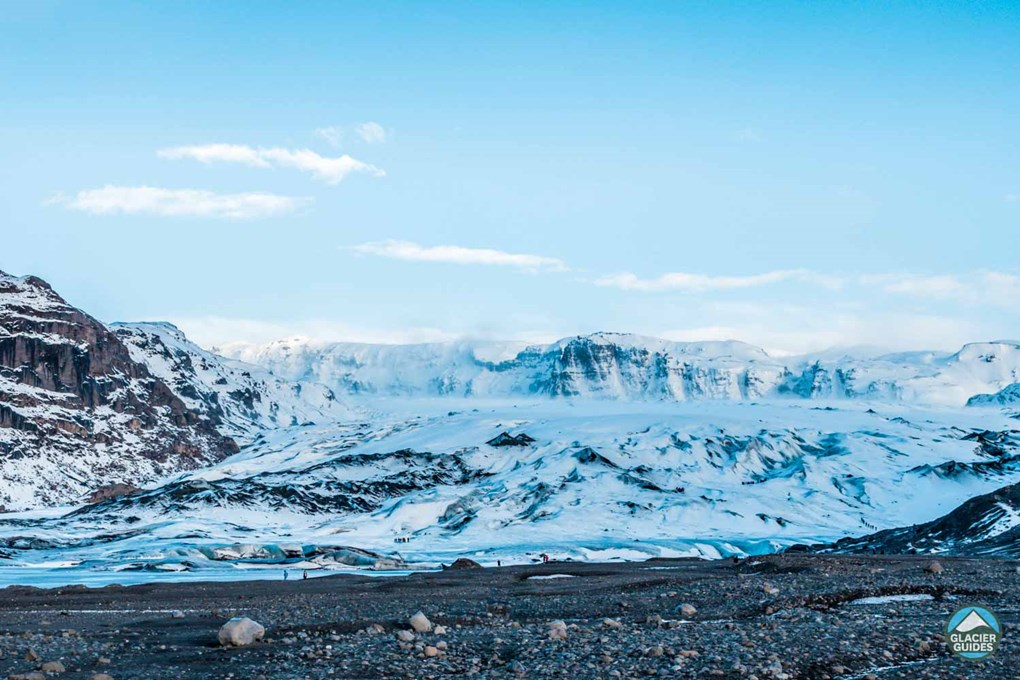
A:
[486, 432, 536, 448]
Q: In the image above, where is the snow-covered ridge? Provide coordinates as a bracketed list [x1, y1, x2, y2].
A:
[225, 333, 1020, 406]
[113, 322, 355, 444]
[968, 383, 1020, 407]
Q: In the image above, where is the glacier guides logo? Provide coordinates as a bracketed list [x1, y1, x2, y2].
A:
[946, 605, 1002, 660]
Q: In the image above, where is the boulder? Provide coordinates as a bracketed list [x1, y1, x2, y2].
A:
[409, 611, 432, 633]
[217, 617, 266, 647]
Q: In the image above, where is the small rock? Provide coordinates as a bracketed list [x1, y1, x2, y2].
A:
[436, 640, 448, 651]
[548, 619, 568, 640]
[602, 617, 622, 629]
[762, 583, 780, 596]
[217, 617, 266, 647]
[25, 650, 40, 662]
[678, 603, 697, 617]
[925, 561, 944, 575]
[170, 610, 185, 619]
[424, 645, 440, 657]
[40, 661, 65, 673]
[433, 625, 447, 635]
[509, 660, 526, 675]
[409, 611, 432, 633]
[91, 675, 114, 680]
[396, 629, 416, 642]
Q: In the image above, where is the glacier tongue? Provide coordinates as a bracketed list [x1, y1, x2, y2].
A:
[4, 398, 1018, 584]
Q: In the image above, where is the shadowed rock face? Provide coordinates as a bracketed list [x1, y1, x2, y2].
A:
[0, 271, 237, 509]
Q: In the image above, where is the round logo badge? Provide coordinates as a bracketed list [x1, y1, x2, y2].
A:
[946, 605, 1002, 660]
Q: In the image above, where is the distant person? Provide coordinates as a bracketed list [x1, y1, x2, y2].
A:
[284, 570, 288, 580]
[303, 569, 308, 580]
[497, 560, 502, 567]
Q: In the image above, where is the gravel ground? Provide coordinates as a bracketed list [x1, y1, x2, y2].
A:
[0, 554, 1016, 679]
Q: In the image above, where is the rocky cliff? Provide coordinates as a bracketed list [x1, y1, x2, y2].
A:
[0, 271, 238, 510]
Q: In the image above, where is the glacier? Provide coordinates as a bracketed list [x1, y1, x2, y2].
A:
[2, 398, 1018, 586]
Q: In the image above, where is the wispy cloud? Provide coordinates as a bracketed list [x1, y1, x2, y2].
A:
[355, 121, 387, 143]
[352, 240, 569, 272]
[870, 271, 1020, 309]
[314, 122, 388, 148]
[594, 269, 839, 292]
[658, 300, 988, 356]
[736, 127, 762, 142]
[158, 144, 385, 184]
[50, 185, 309, 219]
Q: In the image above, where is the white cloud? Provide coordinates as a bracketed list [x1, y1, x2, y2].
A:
[158, 144, 385, 184]
[594, 269, 839, 292]
[351, 240, 569, 272]
[51, 185, 309, 219]
[355, 122, 387, 143]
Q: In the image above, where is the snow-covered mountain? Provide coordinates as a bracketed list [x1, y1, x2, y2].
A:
[113, 322, 352, 443]
[0, 273, 353, 511]
[0, 272, 237, 510]
[226, 333, 1020, 407]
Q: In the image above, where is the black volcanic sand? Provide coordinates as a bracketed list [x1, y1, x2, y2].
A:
[0, 554, 1016, 679]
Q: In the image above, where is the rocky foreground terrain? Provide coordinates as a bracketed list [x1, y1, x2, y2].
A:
[0, 554, 1016, 679]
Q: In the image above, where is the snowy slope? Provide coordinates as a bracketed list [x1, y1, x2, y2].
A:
[226, 334, 1020, 407]
[113, 322, 354, 443]
[3, 399, 1018, 582]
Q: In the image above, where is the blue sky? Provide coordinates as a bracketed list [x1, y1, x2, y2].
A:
[2, 1, 1018, 354]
